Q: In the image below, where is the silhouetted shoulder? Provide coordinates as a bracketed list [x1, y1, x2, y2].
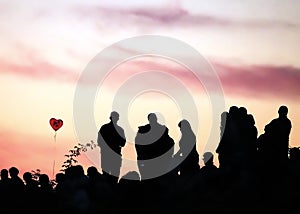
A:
[137, 124, 151, 133]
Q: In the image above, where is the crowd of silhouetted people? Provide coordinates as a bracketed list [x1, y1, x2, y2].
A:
[1, 105, 299, 213]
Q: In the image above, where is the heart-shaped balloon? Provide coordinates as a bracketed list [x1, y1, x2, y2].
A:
[49, 118, 63, 131]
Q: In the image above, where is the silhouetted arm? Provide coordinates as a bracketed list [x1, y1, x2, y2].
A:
[118, 127, 126, 147]
[97, 128, 105, 148]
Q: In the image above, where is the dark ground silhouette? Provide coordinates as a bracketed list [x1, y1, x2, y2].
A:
[0, 105, 298, 214]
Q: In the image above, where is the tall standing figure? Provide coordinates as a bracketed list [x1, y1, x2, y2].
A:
[262, 105, 292, 169]
[97, 111, 126, 183]
[135, 113, 174, 181]
[173, 119, 200, 177]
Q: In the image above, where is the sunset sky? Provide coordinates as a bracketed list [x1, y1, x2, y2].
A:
[0, 0, 300, 179]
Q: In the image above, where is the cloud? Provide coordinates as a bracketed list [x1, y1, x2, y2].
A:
[83, 55, 300, 100]
[213, 62, 300, 99]
[1, 43, 299, 100]
[106, 57, 300, 99]
[0, 57, 79, 83]
[71, 3, 299, 30]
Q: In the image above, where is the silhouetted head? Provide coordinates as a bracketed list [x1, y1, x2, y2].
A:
[39, 174, 50, 186]
[9, 167, 19, 177]
[73, 165, 85, 177]
[23, 172, 33, 183]
[110, 111, 119, 123]
[239, 106, 248, 117]
[247, 114, 255, 126]
[203, 152, 214, 165]
[147, 113, 158, 126]
[278, 105, 288, 117]
[87, 166, 100, 177]
[0, 169, 9, 180]
[264, 123, 271, 133]
[229, 106, 239, 120]
[178, 119, 192, 134]
[55, 173, 65, 183]
[64, 165, 86, 182]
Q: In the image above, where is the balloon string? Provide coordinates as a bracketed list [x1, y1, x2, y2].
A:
[52, 160, 55, 180]
[54, 131, 57, 143]
[52, 131, 57, 179]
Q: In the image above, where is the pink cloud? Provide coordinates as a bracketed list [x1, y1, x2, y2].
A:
[0, 57, 79, 83]
[213, 62, 300, 98]
[1, 43, 299, 100]
[99, 58, 300, 99]
[72, 3, 298, 29]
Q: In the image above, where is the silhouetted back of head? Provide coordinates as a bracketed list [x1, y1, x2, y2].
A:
[23, 172, 33, 183]
[247, 114, 256, 126]
[39, 174, 50, 186]
[239, 106, 247, 116]
[9, 167, 19, 177]
[73, 165, 85, 177]
[229, 106, 239, 119]
[0, 169, 9, 180]
[87, 166, 100, 177]
[55, 173, 65, 183]
[278, 105, 288, 117]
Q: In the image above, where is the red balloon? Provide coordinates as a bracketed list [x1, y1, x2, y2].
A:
[49, 118, 63, 131]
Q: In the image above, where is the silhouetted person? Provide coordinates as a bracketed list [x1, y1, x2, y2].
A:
[54, 172, 68, 212]
[86, 166, 104, 212]
[258, 106, 292, 171]
[87, 166, 102, 181]
[0, 169, 11, 208]
[8, 167, 25, 192]
[256, 106, 292, 203]
[97, 111, 126, 184]
[8, 166, 25, 211]
[54, 172, 66, 194]
[173, 119, 200, 178]
[257, 123, 271, 163]
[216, 106, 258, 173]
[135, 113, 175, 181]
[23, 172, 38, 189]
[38, 174, 55, 213]
[22, 171, 40, 212]
[0, 168, 10, 185]
[268, 105, 292, 168]
[192, 152, 220, 202]
[86, 166, 114, 214]
[114, 171, 142, 214]
[201, 152, 218, 173]
[216, 110, 231, 171]
[216, 111, 228, 166]
[8, 166, 24, 191]
[63, 165, 90, 214]
[225, 106, 243, 172]
[238, 113, 258, 172]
